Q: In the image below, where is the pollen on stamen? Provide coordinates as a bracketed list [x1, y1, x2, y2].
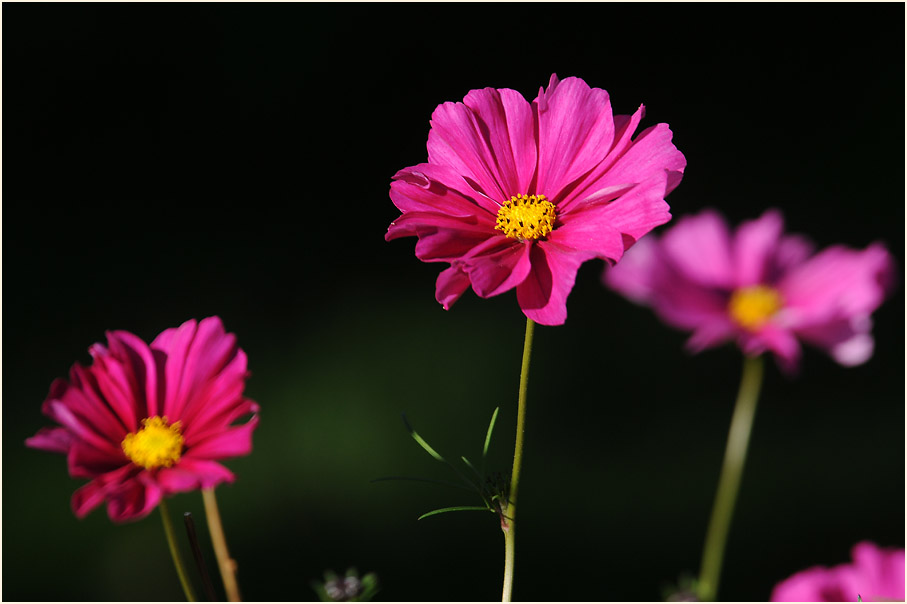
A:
[495, 194, 556, 240]
[728, 285, 783, 330]
[121, 416, 184, 470]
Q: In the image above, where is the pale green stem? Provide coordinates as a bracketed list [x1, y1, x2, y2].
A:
[502, 318, 535, 602]
[203, 487, 242, 602]
[697, 354, 765, 602]
[160, 499, 197, 602]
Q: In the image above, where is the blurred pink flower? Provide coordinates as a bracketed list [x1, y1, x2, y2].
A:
[771, 541, 905, 602]
[386, 74, 685, 325]
[603, 209, 894, 372]
[27, 316, 259, 522]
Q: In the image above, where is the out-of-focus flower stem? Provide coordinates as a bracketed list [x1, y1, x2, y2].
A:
[203, 488, 242, 602]
[697, 354, 765, 601]
[502, 318, 535, 602]
[160, 499, 197, 602]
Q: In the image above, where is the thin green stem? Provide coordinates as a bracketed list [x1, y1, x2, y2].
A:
[697, 354, 765, 602]
[160, 499, 197, 602]
[502, 317, 535, 602]
[203, 487, 242, 602]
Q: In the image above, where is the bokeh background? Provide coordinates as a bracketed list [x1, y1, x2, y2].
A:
[3, 3, 904, 602]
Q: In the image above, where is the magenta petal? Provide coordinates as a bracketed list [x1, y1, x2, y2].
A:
[390, 163, 499, 218]
[535, 76, 615, 198]
[427, 93, 531, 202]
[187, 415, 258, 460]
[602, 235, 659, 304]
[105, 471, 163, 522]
[779, 243, 894, 326]
[660, 210, 736, 288]
[741, 325, 802, 373]
[71, 464, 141, 520]
[685, 322, 737, 353]
[462, 86, 537, 195]
[516, 242, 587, 326]
[548, 213, 625, 262]
[26, 427, 73, 454]
[564, 171, 671, 245]
[794, 316, 876, 367]
[105, 329, 161, 421]
[157, 458, 235, 494]
[732, 209, 785, 287]
[465, 237, 532, 298]
[436, 265, 471, 310]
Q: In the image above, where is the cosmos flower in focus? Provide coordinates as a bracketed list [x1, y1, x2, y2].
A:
[771, 541, 905, 602]
[26, 316, 259, 522]
[603, 209, 894, 372]
[386, 74, 685, 325]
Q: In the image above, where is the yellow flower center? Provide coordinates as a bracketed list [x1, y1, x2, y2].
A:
[495, 194, 557, 240]
[728, 285, 783, 330]
[122, 416, 184, 470]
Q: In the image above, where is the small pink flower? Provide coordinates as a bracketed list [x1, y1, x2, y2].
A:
[386, 74, 685, 325]
[26, 316, 259, 522]
[771, 541, 905, 602]
[603, 209, 894, 372]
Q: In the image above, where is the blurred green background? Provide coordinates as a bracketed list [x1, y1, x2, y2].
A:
[3, 3, 903, 602]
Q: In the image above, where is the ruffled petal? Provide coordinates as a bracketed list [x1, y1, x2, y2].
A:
[427, 87, 534, 202]
[740, 325, 802, 374]
[389, 163, 499, 218]
[435, 265, 471, 310]
[562, 171, 671, 248]
[187, 415, 258, 460]
[547, 212, 625, 262]
[463, 237, 532, 298]
[71, 464, 143, 520]
[660, 210, 736, 289]
[25, 426, 74, 454]
[779, 243, 894, 326]
[534, 75, 615, 200]
[157, 458, 235, 494]
[732, 209, 785, 287]
[515, 242, 589, 325]
[462, 86, 537, 195]
[105, 471, 163, 522]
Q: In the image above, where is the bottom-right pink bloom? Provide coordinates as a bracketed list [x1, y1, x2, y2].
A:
[603, 208, 895, 372]
[771, 541, 905, 602]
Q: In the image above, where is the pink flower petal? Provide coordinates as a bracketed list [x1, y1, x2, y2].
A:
[565, 171, 671, 245]
[25, 426, 73, 454]
[547, 212, 625, 262]
[462, 237, 533, 298]
[660, 210, 736, 289]
[435, 265, 471, 310]
[535, 76, 615, 200]
[389, 163, 498, 218]
[187, 415, 258, 460]
[516, 242, 588, 325]
[732, 209, 785, 287]
[157, 458, 235, 494]
[427, 89, 533, 203]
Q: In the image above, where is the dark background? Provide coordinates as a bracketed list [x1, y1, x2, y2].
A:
[3, 3, 904, 602]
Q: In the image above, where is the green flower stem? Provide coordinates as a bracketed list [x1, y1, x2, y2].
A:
[502, 317, 535, 602]
[159, 499, 197, 602]
[203, 487, 242, 602]
[697, 354, 765, 602]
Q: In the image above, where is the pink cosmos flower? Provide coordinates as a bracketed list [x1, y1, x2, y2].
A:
[771, 541, 905, 602]
[386, 74, 685, 325]
[603, 209, 894, 372]
[26, 316, 259, 522]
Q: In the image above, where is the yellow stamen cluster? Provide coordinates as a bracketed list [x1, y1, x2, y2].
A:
[121, 416, 184, 470]
[728, 285, 783, 330]
[495, 194, 557, 240]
